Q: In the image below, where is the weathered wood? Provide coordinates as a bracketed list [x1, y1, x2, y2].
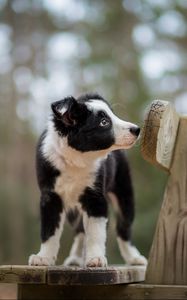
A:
[48, 265, 146, 285]
[0, 265, 47, 284]
[141, 100, 179, 171]
[0, 265, 145, 285]
[18, 284, 187, 300]
[146, 118, 187, 284]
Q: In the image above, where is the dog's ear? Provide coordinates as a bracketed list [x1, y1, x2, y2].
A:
[51, 96, 80, 127]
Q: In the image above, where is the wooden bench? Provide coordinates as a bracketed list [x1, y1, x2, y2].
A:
[141, 100, 187, 285]
[1, 265, 187, 300]
[0, 265, 146, 299]
[1, 100, 187, 299]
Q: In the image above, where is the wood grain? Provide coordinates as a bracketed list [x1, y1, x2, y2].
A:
[141, 100, 179, 171]
[48, 265, 146, 285]
[18, 284, 187, 300]
[0, 265, 46, 284]
[0, 265, 145, 285]
[146, 118, 187, 284]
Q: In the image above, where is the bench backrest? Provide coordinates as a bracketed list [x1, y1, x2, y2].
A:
[141, 100, 187, 285]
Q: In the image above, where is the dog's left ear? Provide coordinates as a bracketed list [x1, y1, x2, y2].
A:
[51, 96, 81, 127]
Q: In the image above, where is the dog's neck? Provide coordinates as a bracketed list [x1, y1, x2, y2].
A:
[42, 121, 109, 169]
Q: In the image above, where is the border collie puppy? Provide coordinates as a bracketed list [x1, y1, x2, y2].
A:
[29, 93, 147, 267]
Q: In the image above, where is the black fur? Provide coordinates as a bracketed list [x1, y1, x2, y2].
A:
[51, 94, 115, 152]
[112, 151, 134, 241]
[40, 191, 63, 242]
[80, 188, 108, 218]
[67, 209, 84, 234]
[68, 109, 114, 152]
[79, 150, 134, 239]
[36, 93, 136, 253]
[36, 133, 63, 242]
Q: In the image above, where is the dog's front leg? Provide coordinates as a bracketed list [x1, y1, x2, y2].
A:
[81, 190, 108, 267]
[83, 214, 108, 267]
[29, 191, 65, 266]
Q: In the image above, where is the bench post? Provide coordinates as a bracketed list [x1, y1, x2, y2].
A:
[141, 100, 187, 284]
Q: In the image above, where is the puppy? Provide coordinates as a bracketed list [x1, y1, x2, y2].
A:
[29, 93, 147, 267]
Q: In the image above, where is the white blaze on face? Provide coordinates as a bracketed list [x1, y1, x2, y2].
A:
[87, 100, 139, 149]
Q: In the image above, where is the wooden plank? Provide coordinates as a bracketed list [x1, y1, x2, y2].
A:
[146, 118, 187, 285]
[141, 100, 179, 171]
[47, 265, 146, 285]
[18, 284, 187, 300]
[0, 265, 46, 284]
[0, 265, 145, 285]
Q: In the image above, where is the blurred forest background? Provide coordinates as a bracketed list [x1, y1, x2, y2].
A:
[0, 0, 187, 266]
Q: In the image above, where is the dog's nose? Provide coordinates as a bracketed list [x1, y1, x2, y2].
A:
[130, 126, 141, 137]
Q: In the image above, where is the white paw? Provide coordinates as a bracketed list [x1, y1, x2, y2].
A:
[63, 255, 83, 267]
[86, 256, 108, 267]
[128, 255, 147, 266]
[28, 254, 55, 266]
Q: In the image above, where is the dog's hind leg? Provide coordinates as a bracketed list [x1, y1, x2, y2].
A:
[63, 210, 85, 267]
[116, 217, 147, 265]
[111, 152, 147, 265]
[63, 232, 84, 267]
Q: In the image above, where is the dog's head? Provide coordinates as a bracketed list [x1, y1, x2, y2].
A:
[51, 93, 140, 152]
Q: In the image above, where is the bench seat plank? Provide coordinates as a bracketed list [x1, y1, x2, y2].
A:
[0, 265, 146, 285]
[48, 265, 146, 285]
[0, 265, 46, 284]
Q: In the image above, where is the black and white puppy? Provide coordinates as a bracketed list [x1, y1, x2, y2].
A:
[29, 93, 147, 267]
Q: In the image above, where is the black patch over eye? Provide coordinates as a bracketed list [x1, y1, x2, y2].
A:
[97, 111, 111, 128]
[100, 118, 110, 127]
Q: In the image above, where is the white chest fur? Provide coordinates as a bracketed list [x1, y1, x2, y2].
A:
[42, 124, 104, 209]
[54, 165, 95, 209]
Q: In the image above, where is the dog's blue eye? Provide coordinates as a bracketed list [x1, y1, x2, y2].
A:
[100, 118, 109, 127]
